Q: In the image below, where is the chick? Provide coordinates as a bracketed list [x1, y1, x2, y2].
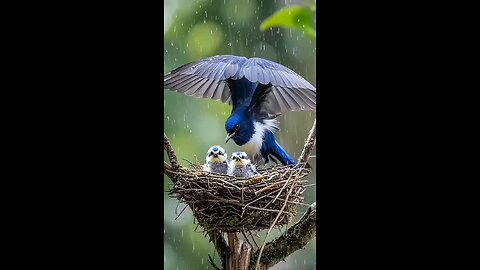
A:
[203, 145, 229, 174]
[228, 152, 257, 178]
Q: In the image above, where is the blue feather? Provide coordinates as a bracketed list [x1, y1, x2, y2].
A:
[260, 130, 296, 165]
[165, 55, 316, 165]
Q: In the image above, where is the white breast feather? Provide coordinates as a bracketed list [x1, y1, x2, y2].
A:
[263, 118, 279, 133]
[241, 121, 268, 159]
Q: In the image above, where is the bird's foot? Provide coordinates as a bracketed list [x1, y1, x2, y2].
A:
[291, 162, 312, 173]
[291, 163, 305, 173]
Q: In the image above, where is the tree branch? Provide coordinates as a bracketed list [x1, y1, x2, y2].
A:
[207, 230, 230, 270]
[251, 202, 316, 269]
[208, 254, 222, 270]
[164, 133, 179, 170]
[297, 118, 316, 167]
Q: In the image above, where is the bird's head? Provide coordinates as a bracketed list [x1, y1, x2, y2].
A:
[230, 152, 251, 168]
[205, 145, 227, 164]
[225, 114, 254, 145]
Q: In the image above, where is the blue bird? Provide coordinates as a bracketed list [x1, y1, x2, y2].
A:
[164, 55, 316, 165]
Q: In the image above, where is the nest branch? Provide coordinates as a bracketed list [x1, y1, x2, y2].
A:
[297, 118, 316, 167]
[164, 133, 179, 172]
[207, 230, 229, 269]
[251, 202, 317, 270]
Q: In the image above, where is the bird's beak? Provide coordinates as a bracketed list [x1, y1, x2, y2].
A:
[225, 131, 237, 143]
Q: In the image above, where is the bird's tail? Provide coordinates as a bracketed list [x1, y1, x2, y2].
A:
[271, 141, 296, 165]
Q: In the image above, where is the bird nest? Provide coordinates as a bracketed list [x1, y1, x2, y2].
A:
[166, 164, 311, 232]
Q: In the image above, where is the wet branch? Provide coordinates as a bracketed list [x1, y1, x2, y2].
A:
[251, 202, 316, 270]
[297, 118, 316, 167]
[164, 133, 179, 171]
[207, 230, 230, 270]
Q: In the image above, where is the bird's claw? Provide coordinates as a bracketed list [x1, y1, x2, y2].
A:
[291, 163, 304, 173]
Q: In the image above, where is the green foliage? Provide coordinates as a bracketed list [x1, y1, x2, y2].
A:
[260, 4, 316, 39]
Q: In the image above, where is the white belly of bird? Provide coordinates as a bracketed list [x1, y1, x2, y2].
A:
[240, 122, 266, 161]
[241, 140, 259, 160]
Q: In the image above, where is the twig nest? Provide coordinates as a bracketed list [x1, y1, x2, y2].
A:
[166, 164, 310, 232]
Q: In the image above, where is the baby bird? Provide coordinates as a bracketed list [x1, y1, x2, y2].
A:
[228, 152, 257, 178]
[203, 145, 229, 174]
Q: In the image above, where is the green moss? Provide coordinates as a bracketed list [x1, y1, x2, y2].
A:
[285, 203, 297, 214]
[246, 210, 271, 225]
[226, 216, 239, 226]
[249, 248, 279, 270]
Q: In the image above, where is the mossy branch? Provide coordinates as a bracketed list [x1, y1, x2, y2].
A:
[250, 202, 316, 269]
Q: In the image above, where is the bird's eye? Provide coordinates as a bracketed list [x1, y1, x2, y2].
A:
[210, 151, 214, 156]
[219, 151, 223, 155]
[235, 124, 239, 130]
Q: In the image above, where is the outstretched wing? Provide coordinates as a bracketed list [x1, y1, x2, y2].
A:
[164, 55, 316, 113]
[240, 58, 316, 113]
[164, 55, 248, 105]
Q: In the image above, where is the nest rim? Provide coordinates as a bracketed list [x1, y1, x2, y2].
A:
[167, 164, 310, 233]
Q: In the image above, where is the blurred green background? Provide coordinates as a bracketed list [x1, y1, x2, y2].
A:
[164, 0, 316, 269]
